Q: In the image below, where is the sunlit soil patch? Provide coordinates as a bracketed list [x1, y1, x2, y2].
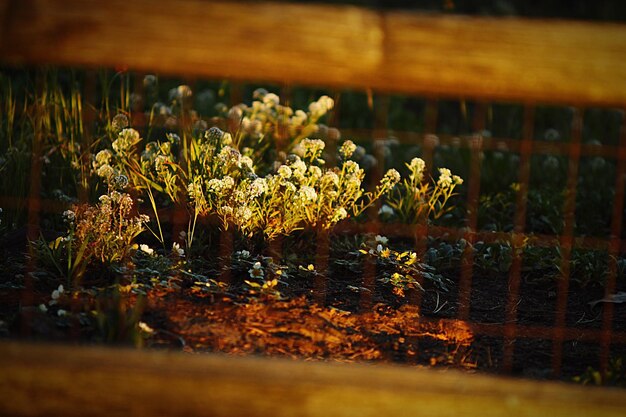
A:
[145, 289, 474, 368]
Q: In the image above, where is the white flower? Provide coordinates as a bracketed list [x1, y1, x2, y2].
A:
[310, 96, 334, 116]
[437, 168, 453, 188]
[219, 206, 234, 217]
[154, 155, 169, 172]
[321, 171, 340, 187]
[331, 207, 348, 222]
[113, 175, 129, 190]
[378, 204, 394, 216]
[290, 159, 307, 176]
[112, 128, 140, 154]
[301, 138, 325, 157]
[278, 165, 292, 179]
[319, 95, 334, 111]
[235, 207, 253, 221]
[237, 250, 251, 258]
[408, 158, 426, 181]
[138, 321, 155, 334]
[109, 191, 123, 204]
[343, 160, 360, 175]
[308, 165, 322, 180]
[263, 93, 280, 107]
[346, 176, 362, 190]
[240, 156, 254, 170]
[308, 102, 322, 115]
[57, 309, 68, 317]
[207, 178, 223, 193]
[188, 182, 204, 200]
[96, 164, 115, 179]
[284, 182, 297, 193]
[248, 261, 264, 279]
[62, 210, 76, 224]
[249, 178, 268, 197]
[94, 149, 113, 167]
[375, 235, 388, 245]
[340, 140, 357, 159]
[381, 169, 401, 190]
[376, 244, 384, 253]
[292, 110, 308, 125]
[297, 186, 318, 203]
[234, 190, 247, 202]
[39, 304, 48, 313]
[218, 146, 241, 168]
[221, 176, 235, 190]
[50, 285, 64, 304]
[140, 244, 154, 255]
[172, 242, 184, 257]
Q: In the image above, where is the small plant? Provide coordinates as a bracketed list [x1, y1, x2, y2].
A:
[243, 258, 285, 299]
[34, 184, 148, 284]
[358, 235, 448, 296]
[386, 157, 463, 224]
[93, 284, 147, 347]
[574, 357, 626, 388]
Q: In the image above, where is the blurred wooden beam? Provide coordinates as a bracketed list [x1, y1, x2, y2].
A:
[1, 342, 625, 417]
[0, 0, 382, 90]
[381, 13, 626, 106]
[1, 0, 626, 106]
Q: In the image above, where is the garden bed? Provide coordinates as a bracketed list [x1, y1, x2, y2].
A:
[1, 70, 626, 389]
[3, 228, 624, 383]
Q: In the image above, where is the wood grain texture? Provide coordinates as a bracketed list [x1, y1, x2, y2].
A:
[379, 13, 626, 105]
[1, 0, 626, 105]
[0, 0, 382, 88]
[0, 341, 625, 417]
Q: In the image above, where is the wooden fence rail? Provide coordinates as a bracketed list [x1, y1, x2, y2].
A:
[1, 0, 626, 106]
[2, 1, 626, 415]
[1, 342, 626, 417]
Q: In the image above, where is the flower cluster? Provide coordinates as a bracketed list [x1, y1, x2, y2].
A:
[219, 89, 335, 173]
[93, 95, 408, 244]
[92, 123, 184, 207]
[188, 136, 400, 239]
[112, 128, 141, 156]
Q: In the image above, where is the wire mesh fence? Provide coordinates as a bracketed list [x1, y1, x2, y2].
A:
[1, 68, 625, 384]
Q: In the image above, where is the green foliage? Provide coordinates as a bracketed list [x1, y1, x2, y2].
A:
[93, 285, 147, 347]
[358, 235, 449, 296]
[574, 357, 626, 388]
